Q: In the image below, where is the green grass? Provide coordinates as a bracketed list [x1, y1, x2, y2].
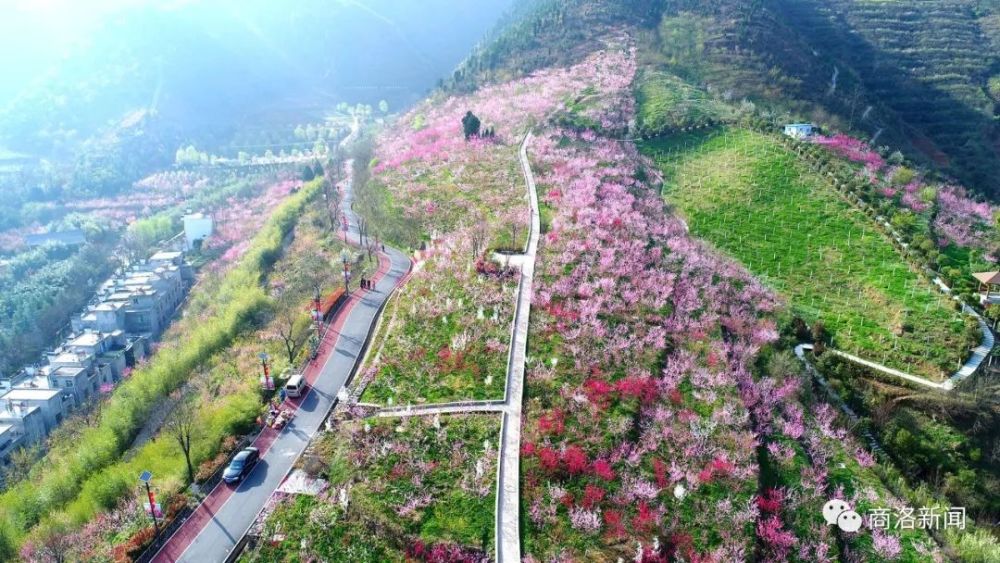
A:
[635, 70, 734, 135]
[640, 128, 977, 381]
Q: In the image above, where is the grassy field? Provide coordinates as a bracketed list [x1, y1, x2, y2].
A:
[634, 70, 735, 135]
[641, 128, 977, 381]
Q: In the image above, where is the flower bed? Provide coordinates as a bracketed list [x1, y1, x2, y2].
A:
[357, 47, 637, 406]
[522, 125, 782, 560]
[241, 413, 498, 562]
[362, 234, 518, 404]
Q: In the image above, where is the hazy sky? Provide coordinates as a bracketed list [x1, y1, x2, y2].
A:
[0, 0, 515, 107]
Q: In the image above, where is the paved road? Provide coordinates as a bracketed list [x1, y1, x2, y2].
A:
[153, 157, 410, 563]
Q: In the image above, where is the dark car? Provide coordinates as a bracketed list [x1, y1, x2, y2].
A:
[223, 447, 259, 484]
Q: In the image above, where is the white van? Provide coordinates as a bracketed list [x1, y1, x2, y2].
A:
[284, 373, 306, 398]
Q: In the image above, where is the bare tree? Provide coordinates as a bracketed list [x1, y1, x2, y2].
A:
[2, 443, 41, 486]
[35, 516, 75, 562]
[165, 397, 199, 485]
[358, 215, 369, 247]
[471, 223, 488, 260]
[288, 253, 328, 299]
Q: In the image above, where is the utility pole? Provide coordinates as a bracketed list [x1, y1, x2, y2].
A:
[340, 248, 351, 292]
[258, 352, 272, 390]
[139, 471, 159, 534]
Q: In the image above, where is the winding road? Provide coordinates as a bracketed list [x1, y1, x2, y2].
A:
[152, 152, 411, 563]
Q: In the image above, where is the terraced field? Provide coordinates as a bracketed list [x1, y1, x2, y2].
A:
[775, 0, 1000, 191]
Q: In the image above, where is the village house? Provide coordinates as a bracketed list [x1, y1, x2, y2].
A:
[73, 250, 189, 338]
[783, 123, 816, 139]
[182, 212, 214, 251]
[0, 403, 45, 461]
[0, 388, 69, 433]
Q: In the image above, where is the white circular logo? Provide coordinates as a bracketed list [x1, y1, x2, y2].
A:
[837, 510, 863, 533]
[822, 499, 851, 525]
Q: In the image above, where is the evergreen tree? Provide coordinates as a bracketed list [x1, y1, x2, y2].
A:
[461, 111, 481, 140]
[301, 165, 315, 181]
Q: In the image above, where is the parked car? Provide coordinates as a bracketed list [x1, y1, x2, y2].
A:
[284, 373, 306, 398]
[223, 447, 260, 484]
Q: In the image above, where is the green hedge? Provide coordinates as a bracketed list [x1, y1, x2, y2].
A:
[0, 178, 324, 557]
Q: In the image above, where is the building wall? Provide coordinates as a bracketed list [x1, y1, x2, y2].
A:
[183, 215, 213, 249]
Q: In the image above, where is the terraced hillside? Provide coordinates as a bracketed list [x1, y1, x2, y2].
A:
[775, 0, 1000, 192]
[639, 0, 1000, 197]
[445, 0, 665, 92]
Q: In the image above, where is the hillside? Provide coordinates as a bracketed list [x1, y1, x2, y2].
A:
[244, 8, 999, 563]
[642, 128, 977, 380]
[5, 1, 1000, 561]
[638, 0, 1000, 197]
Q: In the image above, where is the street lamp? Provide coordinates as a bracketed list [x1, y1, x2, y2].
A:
[340, 248, 351, 292]
[139, 470, 159, 534]
[258, 352, 272, 390]
[313, 286, 323, 329]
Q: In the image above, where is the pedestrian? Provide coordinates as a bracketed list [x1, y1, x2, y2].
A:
[382, 243, 385, 252]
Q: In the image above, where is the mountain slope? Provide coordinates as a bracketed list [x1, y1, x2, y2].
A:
[639, 0, 1000, 196]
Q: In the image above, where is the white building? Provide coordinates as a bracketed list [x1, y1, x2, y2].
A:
[182, 212, 213, 250]
[1, 388, 69, 433]
[783, 123, 815, 139]
[0, 404, 45, 459]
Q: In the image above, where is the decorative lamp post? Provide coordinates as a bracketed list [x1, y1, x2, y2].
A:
[340, 248, 351, 292]
[139, 470, 159, 534]
[259, 352, 272, 390]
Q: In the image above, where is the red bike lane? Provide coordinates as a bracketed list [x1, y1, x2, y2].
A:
[152, 251, 393, 562]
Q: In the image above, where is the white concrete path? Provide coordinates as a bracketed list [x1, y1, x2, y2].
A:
[494, 131, 538, 563]
[376, 401, 505, 418]
[371, 132, 539, 562]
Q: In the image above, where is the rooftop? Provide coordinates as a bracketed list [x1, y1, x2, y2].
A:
[15, 375, 52, 390]
[45, 365, 87, 378]
[2, 388, 62, 401]
[48, 352, 91, 366]
[0, 403, 40, 419]
[973, 271, 1000, 285]
[150, 250, 184, 261]
[68, 332, 104, 347]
